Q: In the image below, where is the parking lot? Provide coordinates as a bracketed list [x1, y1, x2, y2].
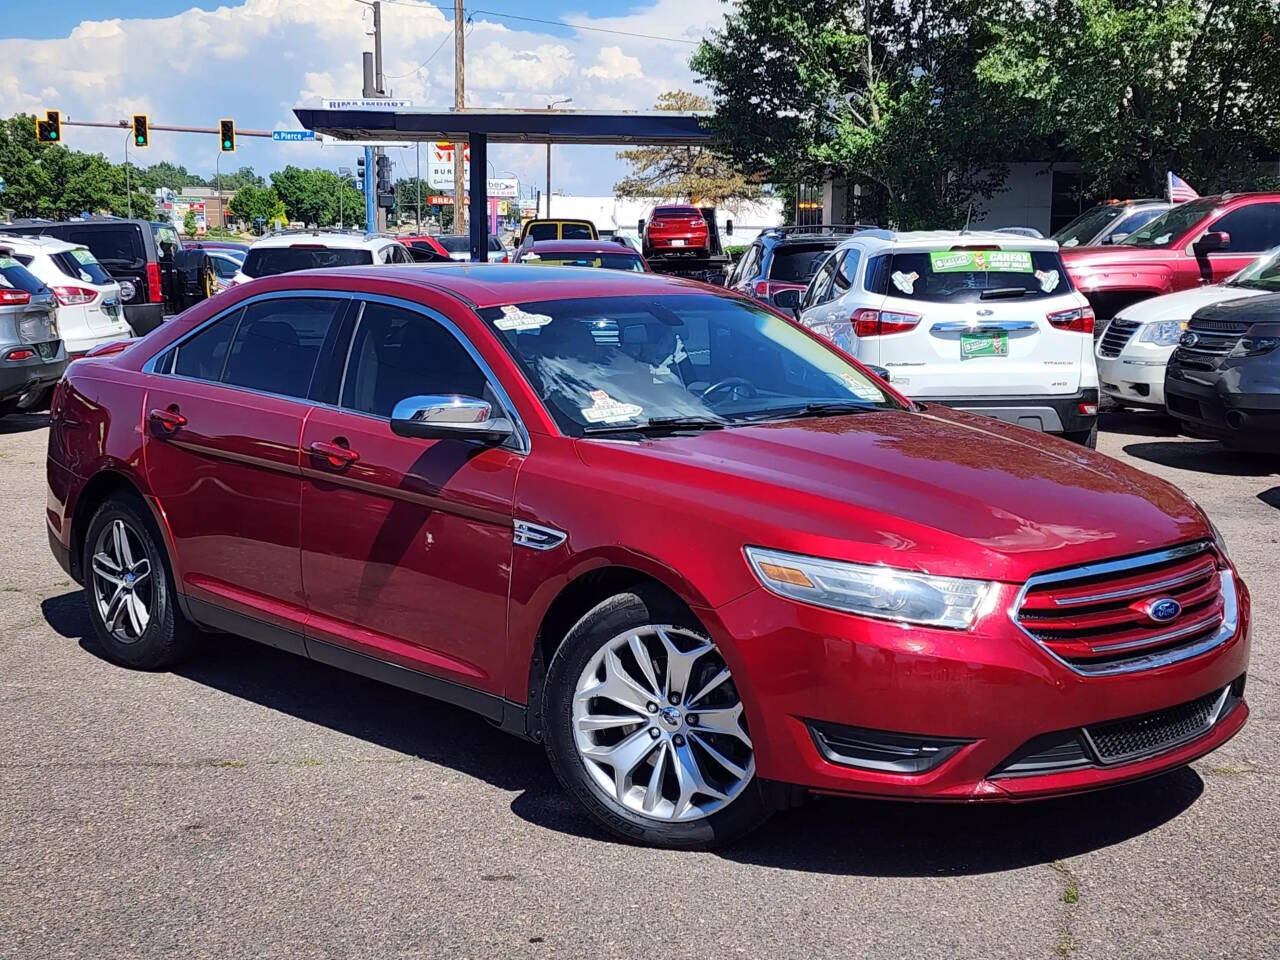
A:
[0, 410, 1275, 960]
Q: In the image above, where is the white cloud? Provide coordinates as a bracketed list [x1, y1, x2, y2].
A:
[584, 47, 643, 81]
[0, 0, 724, 194]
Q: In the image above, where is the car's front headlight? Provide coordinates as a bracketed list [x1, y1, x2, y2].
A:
[744, 547, 995, 629]
[1139, 320, 1187, 346]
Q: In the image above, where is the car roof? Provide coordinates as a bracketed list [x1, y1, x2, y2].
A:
[846, 230, 1061, 252]
[0, 233, 81, 255]
[278, 262, 716, 308]
[249, 232, 394, 250]
[526, 240, 640, 255]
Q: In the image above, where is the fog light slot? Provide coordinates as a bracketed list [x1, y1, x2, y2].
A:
[808, 721, 971, 774]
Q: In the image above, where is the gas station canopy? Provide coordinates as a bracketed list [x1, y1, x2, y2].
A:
[292, 107, 714, 260]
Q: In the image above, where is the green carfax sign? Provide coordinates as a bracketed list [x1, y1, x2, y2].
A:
[929, 250, 1034, 273]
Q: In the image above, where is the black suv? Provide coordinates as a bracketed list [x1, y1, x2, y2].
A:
[0, 219, 210, 335]
[1165, 292, 1280, 452]
[725, 225, 877, 307]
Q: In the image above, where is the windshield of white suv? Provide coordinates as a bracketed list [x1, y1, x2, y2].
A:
[1052, 205, 1125, 248]
[866, 249, 1073, 302]
[480, 293, 901, 437]
[1120, 198, 1217, 247]
[1226, 246, 1280, 291]
[241, 246, 375, 278]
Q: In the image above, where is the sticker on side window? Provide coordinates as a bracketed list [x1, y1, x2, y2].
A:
[493, 304, 552, 331]
[580, 389, 643, 424]
[929, 250, 1033, 273]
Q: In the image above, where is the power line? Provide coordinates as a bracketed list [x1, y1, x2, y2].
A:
[373, 0, 700, 46]
[384, 14, 470, 79]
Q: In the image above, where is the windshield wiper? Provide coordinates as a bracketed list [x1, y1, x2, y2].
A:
[739, 401, 876, 422]
[581, 415, 728, 437]
[979, 286, 1029, 300]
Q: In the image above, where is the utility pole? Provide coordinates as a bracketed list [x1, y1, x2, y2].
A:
[416, 142, 422, 232]
[362, 52, 377, 232]
[356, 0, 388, 232]
[453, 0, 466, 235]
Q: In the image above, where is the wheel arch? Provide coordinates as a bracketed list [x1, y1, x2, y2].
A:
[68, 467, 173, 584]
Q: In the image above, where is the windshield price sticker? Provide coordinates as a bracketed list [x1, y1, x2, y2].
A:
[494, 304, 553, 332]
[581, 390, 643, 424]
[929, 250, 1034, 273]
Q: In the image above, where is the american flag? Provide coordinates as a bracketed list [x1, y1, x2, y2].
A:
[1167, 171, 1199, 204]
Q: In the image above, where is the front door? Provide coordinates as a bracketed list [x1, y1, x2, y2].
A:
[1192, 201, 1280, 284]
[299, 298, 524, 695]
[143, 294, 349, 632]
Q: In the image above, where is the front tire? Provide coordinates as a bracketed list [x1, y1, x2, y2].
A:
[543, 587, 772, 848]
[82, 495, 201, 670]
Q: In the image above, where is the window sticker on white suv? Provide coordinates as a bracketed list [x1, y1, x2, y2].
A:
[1035, 269, 1061, 293]
[929, 250, 1033, 273]
[891, 270, 919, 294]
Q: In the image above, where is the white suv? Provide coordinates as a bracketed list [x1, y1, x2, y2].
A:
[0, 234, 132, 356]
[234, 232, 415, 285]
[1096, 244, 1280, 409]
[789, 230, 1100, 445]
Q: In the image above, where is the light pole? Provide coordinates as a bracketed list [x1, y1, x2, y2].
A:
[545, 97, 572, 217]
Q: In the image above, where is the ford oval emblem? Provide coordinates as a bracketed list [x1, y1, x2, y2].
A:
[1146, 597, 1182, 623]
[976, 308, 994, 317]
[1180, 332, 1199, 348]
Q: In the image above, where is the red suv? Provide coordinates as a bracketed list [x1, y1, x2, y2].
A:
[642, 205, 710, 257]
[46, 265, 1250, 848]
[1061, 193, 1280, 321]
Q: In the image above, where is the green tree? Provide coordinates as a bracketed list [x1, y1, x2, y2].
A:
[217, 166, 267, 191]
[228, 184, 286, 231]
[978, 0, 1280, 197]
[137, 161, 206, 192]
[270, 166, 365, 228]
[614, 91, 763, 207]
[182, 209, 198, 235]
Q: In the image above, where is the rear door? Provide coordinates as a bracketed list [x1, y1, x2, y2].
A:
[869, 247, 1087, 398]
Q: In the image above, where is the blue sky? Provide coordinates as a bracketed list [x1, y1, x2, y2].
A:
[1, 0, 719, 193]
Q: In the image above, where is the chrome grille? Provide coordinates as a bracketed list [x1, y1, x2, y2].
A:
[1013, 542, 1238, 676]
[1098, 318, 1140, 357]
[1174, 318, 1248, 365]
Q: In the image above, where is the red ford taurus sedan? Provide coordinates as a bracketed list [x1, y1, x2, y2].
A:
[46, 264, 1250, 848]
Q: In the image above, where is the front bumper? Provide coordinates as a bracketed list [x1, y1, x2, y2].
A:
[704, 579, 1250, 801]
[1165, 362, 1280, 450]
[0, 344, 67, 404]
[923, 388, 1098, 435]
[1098, 348, 1172, 408]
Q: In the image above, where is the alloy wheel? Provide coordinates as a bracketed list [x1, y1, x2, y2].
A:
[571, 625, 754, 822]
[90, 519, 153, 644]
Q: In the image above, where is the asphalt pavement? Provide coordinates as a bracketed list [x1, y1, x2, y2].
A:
[1, 409, 1276, 959]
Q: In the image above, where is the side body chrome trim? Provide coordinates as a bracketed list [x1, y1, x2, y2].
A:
[513, 520, 567, 551]
[1009, 541, 1238, 677]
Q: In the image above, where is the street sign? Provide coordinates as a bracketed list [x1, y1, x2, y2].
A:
[428, 195, 454, 205]
[272, 130, 317, 142]
[323, 98, 413, 110]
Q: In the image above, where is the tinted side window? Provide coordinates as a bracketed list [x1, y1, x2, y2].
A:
[832, 247, 860, 297]
[802, 255, 837, 308]
[562, 223, 593, 240]
[341, 302, 491, 419]
[528, 224, 557, 241]
[221, 298, 343, 399]
[173, 309, 243, 381]
[1208, 203, 1280, 253]
[65, 226, 144, 266]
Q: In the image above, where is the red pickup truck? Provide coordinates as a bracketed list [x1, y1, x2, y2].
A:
[1060, 193, 1280, 321]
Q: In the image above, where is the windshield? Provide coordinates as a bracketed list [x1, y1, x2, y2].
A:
[523, 254, 645, 272]
[438, 235, 470, 253]
[1121, 199, 1217, 247]
[480, 293, 901, 437]
[240, 246, 374, 278]
[868, 249, 1072, 302]
[1226, 246, 1280, 291]
[1052, 205, 1125, 248]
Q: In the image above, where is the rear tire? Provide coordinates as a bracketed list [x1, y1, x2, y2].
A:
[543, 586, 773, 849]
[82, 495, 201, 670]
[1064, 425, 1098, 448]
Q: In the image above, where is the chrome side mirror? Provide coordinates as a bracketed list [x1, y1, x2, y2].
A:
[390, 395, 513, 444]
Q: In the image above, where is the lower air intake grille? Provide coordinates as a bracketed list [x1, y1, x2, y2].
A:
[1084, 685, 1231, 765]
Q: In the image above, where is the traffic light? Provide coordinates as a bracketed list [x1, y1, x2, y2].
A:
[35, 110, 62, 144]
[219, 119, 236, 152]
[375, 154, 392, 194]
[132, 114, 150, 148]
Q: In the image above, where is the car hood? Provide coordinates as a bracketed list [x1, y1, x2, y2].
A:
[1190, 290, 1280, 325]
[1060, 246, 1180, 271]
[575, 406, 1208, 583]
[1116, 284, 1267, 323]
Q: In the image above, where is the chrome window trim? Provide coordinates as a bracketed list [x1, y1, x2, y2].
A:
[1009, 542, 1239, 677]
[138, 288, 531, 455]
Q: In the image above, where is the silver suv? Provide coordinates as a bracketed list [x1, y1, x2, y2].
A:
[0, 246, 66, 416]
